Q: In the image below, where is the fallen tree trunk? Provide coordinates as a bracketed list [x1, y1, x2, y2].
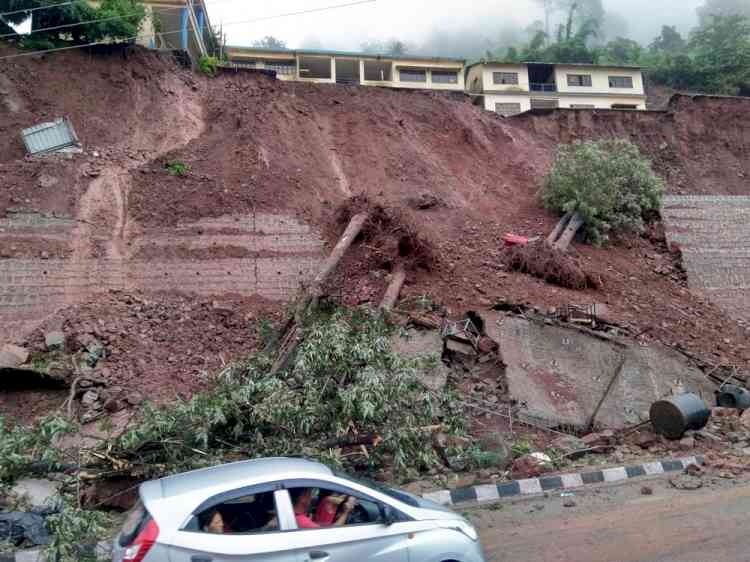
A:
[546, 211, 573, 246]
[379, 265, 406, 311]
[548, 211, 585, 252]
[301, 212, 369, 315]
[270, 212, 369, 376]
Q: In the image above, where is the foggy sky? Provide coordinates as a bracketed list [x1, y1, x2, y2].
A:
[206, 0, 705, 55]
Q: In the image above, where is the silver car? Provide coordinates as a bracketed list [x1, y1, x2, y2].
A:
[112, 457, 485, 562]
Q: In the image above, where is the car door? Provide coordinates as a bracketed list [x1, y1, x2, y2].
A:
[168, 486, 298, 562]
[280, 482, 410, 562]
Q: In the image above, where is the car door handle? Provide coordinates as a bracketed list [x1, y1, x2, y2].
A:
[191, 556, 212, 562]
[309, 551, 330, 561]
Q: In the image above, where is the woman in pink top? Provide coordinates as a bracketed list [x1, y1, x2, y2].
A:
[290, 488, 356, 529]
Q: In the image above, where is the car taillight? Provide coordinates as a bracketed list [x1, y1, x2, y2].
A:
[123, 519, 159, 562]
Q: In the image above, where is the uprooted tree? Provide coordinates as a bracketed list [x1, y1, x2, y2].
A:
[543, 138, 665, 248]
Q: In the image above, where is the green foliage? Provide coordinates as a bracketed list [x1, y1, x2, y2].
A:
[165, 160, 190, 176]
[0, 416, 73, 482]
[4, 0, 145, 45]
[198, 55, 220, 77]
[542, 139, 665, 245]
[110, 307, 466, 476]
[511, 438, 533, 458]
[46, 500, 109, 562]
[251, 35, 287, 49]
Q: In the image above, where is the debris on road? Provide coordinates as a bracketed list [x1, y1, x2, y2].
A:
[669, 474, 703, 490]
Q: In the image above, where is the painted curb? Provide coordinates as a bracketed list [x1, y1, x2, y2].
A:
[422, 455, 705, 507]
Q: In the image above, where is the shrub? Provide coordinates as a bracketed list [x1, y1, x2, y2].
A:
[165, 160, 190, 177]
[46, 500, 110, 562]
[198, 55, 220, 77]
[542, 139, 665, 245]
[0, 415, 73, 482]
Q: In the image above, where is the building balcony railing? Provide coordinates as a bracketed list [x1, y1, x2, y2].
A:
[530, 83, 558, 92]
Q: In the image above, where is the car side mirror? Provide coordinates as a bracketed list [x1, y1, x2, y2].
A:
[380, 505, 397, 526]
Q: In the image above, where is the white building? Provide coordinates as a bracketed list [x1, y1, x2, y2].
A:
[466, 61, 648, 115]
[225, 47, 466, 93]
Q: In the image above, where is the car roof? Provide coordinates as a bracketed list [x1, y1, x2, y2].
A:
[155, 457, 333, 499]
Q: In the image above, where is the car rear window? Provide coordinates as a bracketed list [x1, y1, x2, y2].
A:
[118, 501, 150, 547]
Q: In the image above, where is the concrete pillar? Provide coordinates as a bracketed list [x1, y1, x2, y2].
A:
[359, 60, 365, 84]
[330, 57, 336, 83]
[180, 7, 189, 51]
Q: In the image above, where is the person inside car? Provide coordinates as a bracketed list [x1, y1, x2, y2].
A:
[199, 508, 226, 534]
[290, 488, 356, 529]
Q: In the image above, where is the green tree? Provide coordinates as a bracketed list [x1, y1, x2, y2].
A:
[2, 0, 144, 45]
[251, 35, 287, 49]
[697, 0, 750, 27]
[543, 139, 665, 245]
[649, 25, 686, 54]
[601, 37, 642, 64]
[689, 14, 750, 95]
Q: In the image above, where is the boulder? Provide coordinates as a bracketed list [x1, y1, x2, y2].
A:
[11, 479, 60, 509]
[0, 344, 29, 368]
[511, 452, 553, 479]
[581, 430, 616, 452]
[44, 331, 65, 351]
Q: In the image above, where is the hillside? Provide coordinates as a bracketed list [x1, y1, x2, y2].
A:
[1, 46, 750, 422]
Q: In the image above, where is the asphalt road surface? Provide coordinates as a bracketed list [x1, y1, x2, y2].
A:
[475, 476, 750, 562]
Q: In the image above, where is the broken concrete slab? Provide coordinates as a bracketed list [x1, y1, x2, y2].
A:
[11, 479, 60, 509]
[390, 328, 449, 392]
[0, 344, 29, 368]
[486, 313, 714, 430]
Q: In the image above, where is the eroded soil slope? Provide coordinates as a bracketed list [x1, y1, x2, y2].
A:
[2, 48, 750, 421]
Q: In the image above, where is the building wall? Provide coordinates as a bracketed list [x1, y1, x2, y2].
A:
[478, 64, 530, 93]
[225, 49, 465, 91]
[554, 65, 645, 96]
[390, 59, 465, 91]
[483, 94, 532, 114]
[555, 95, 647, 110]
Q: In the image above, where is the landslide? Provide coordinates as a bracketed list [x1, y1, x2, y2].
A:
[2, 48, 750, 418]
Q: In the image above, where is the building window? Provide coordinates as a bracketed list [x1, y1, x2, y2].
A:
[495, 102, 522, 116]
[493, 72, 519, 85]
[570, 104, 595, 108]
[432, 71, 458, 84]
[609, 76, 634, 88]
[611, 104, 638, 109]
[567, 74, 592, 87]
[399, 68, 427, 83]
[264, 60, 296, 75]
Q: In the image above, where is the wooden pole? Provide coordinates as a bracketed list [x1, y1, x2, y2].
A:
[271, 212, 369, 375]
[379, 264, 406, 312]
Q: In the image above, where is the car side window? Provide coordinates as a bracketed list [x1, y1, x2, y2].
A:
[191, 490, 279, 535]
[288, 487, 388, 530]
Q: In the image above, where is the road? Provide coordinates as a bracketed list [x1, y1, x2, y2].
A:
[474, 476, 750, 562]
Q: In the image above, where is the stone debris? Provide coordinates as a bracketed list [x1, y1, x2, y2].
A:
[11, 479, 60, 509]
[0, 344, 29, 368]
[44, 331, 65, 351]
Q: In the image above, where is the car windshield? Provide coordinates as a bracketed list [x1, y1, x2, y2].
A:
[333, 471, 426, 508]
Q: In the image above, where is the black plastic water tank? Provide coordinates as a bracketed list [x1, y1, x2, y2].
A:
[650, 393, 710, 440]
[716, 384, 750, 410]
